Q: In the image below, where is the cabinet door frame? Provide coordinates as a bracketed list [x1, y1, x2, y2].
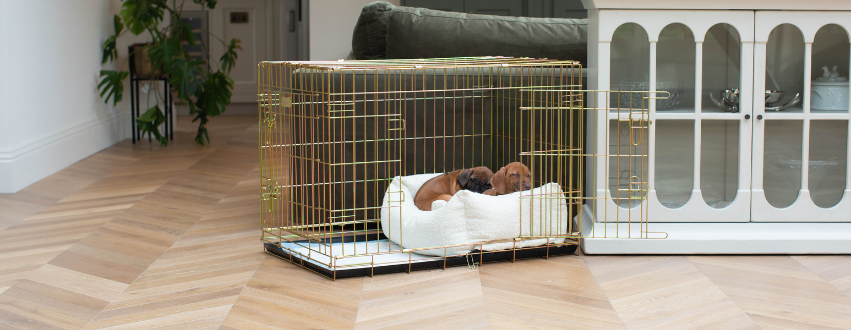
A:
[590, 10, 755, 223]
[751, 11, 851, 222]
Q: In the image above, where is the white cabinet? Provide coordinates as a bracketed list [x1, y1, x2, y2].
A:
[582, 1, 851, 253]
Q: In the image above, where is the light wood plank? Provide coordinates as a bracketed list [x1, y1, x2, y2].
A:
[585, 256, 758, 329]
[86, 166, 263, 329]
[794, 256, 851, 299]
[355, 267, 489, 329]
[480, 257, 625, 329]
[222, 255, 363, 329]
[692, 256, 851, 329]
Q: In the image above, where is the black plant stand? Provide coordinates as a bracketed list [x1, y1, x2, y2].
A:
[129, 45, 174, 144]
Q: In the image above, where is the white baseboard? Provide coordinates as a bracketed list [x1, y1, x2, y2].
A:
[579, 205, 851, 254]
[0, 112, 128, 193]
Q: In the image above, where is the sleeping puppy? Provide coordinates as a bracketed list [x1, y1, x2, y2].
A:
[414, 166, 494, 211]
[483, 162, 532, 196]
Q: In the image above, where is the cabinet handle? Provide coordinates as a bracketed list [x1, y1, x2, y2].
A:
[757, 114, 763, 120]
[745, 114, 751, 119]
[289, 10, 296, 32]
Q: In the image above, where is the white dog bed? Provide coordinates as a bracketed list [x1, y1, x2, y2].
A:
[380, 173, 570, 257]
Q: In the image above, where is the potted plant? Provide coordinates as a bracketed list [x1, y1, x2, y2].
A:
[98, 0, 241, 145]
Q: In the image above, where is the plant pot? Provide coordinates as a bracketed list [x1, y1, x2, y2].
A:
[130, 43, 161, 79]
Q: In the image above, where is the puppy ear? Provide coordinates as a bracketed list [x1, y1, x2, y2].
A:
[457, 169, 473, 188]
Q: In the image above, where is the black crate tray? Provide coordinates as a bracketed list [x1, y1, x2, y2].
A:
[264, 235, 577, 279]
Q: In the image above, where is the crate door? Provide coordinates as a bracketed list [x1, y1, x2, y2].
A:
[324, 94, 404, 244]
[518, 88, 583, 238]
[260, 92, 290, 244]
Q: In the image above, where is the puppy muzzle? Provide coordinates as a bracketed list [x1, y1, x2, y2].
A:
[469, 180, 492, 193]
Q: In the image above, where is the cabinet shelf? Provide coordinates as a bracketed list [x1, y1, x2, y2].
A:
[810, 110, 851, 119]
[762, 108, 850, 120]
[650, 111, 747, 121]
[656, 107, 694, 114]
[607, 111, 650, 121]
[654, 112, 696, 120]
[761, 112, 804, 120]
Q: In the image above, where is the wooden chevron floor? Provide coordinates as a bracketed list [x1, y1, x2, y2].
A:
[2, 116, 851, 329]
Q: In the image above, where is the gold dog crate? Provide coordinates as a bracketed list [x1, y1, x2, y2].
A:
[258, 57, 653, 279]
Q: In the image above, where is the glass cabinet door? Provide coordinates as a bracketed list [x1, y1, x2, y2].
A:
[699, 24, 749, 213]
[608, 22, 650, 210]
[655, 120, 694, 208]
[654, 24, 695, 209]
[752, 12, 851, 222]
[649, 16, 754, 223]
[701, 120, 741, 208]
[809, 25, 849, 209]
[763, 24, 806, 209]
[809, 120, 847, 208]
[595, 10, 754, 223]
[763, 119, 804, 208]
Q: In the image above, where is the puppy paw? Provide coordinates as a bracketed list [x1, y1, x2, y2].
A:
[482, 189, 498, 196]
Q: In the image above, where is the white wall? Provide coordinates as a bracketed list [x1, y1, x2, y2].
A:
[0, 1, 7, 164]
[308, 0, 400, 60]
[0, 0, 127, 193]
[0, 0, 394, 192]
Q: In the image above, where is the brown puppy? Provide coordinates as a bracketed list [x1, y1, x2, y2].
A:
[414, 166, 494, 211]
[483, 162, 532, 196]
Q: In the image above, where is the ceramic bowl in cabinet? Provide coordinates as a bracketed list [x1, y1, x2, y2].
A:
[811, 81, 849, 111]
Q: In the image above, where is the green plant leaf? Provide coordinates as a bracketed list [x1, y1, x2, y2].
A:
[192, 110, 210, 145]
[191, 70, 232, 145]
[102, 15, 124, 64]
[97, 70, 130, 106]
[120, 0, 166, 35]
[180, 22, 196, 46]
[102, 36, 118, 64]
[186, 98, 197, 115]
[220, 38, 241, 74]
[195, 71, 233, 117]
[113, 14, 124, 34]
[169, 58, 205, 99]
[137, 105, 168, 146]
[194, 123, 210, 145]
[147, 36, 182, 72]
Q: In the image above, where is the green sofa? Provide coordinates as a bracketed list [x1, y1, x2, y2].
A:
[351, 1, 587, 63]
